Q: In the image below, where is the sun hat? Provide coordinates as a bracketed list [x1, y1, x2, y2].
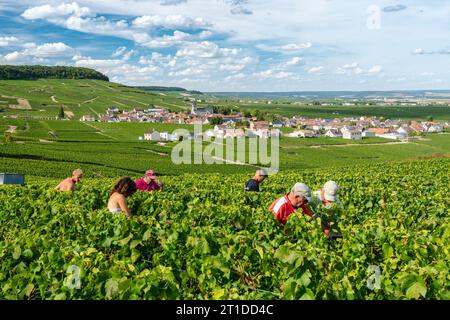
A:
[291, 183, 312, 203]
[323, 180, 339, 202]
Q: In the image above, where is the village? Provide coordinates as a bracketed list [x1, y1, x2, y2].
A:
[79, 99, 450, 142]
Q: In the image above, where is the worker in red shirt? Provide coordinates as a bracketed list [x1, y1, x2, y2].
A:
[135, 169, 163, 192]
[269, 183, 313, 224]
[269, 182, 336, 239]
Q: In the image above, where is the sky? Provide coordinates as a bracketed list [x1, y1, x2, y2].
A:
[0, 0, 449, 91]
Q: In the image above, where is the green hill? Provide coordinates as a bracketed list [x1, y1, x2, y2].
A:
[0, 65, 109, 81]
[0, 79, 190, 119]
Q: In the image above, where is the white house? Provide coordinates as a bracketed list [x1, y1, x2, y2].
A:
[325, 129, 342, 138]
[427, 124, 443, 133]
[144, 129, 161, 141]
[343, 130, 362, 140]
[80, 115, 96, 122]
[160, 132, 180, 141]
[288, 130, 318, 138]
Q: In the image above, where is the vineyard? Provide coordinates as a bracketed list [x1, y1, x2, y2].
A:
[0, 159, 448, 300]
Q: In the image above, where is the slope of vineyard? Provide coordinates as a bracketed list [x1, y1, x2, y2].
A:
[0, 159, 448, 300]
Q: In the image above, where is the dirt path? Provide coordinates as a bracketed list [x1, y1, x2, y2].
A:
[145, 149, 168, 156]
[79, 96, 99, 105]
[64, 110, 74, 119]
[92, 80, 120, 92]
[112, 100, 127, 107]
[6, 126, 17, 133]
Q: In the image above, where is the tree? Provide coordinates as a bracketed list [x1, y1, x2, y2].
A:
[209, 117, 223, 125]
[58, 106, 65, 119]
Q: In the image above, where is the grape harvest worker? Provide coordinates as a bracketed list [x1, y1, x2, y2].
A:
[54, 169, 83, 192]
[311, 180, 343, 241]
[244, 169, 269, 192]
[135, 169, 163, 192]
[107, 177, 137, 219]
[269, 183, 313, 224]
[311, 180, 342, 210]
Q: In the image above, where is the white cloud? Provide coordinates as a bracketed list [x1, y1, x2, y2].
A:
[140, 31, 192, 48]
[132, 14, 211, 29]
[286, 57, 303, 66]
[0, 36, 19, 47]
[21, 2, 92, 20]
[112, 46, 127, 58]
[307, 66, 324, 74]
[254, 69, 294, 79]
[176, 41, 239, 58]
[419, 72, 435, 76]
[280, 42, 312, 51]
[0, 42, 75, 65]
[368, 65, 382, 74]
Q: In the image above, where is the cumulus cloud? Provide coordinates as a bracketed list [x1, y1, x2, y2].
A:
[336, 63, 382, 76]
[132, 15, 211, 29]
[176, 41, 239, 58]
[280, 42, 312, 51]
[21, 2, 212, 49]
[286, 57, 303, 66]
[307, 66, 324, 74]
[0, 42, 75, 65]
[368, 65, 382, 74]
[254, 69, 294, 79]
[21, 2, 92, 20]
[383, 5, 407, 13]
[0, 36, 19, 47]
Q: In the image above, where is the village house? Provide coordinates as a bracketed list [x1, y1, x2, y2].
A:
[343, 130, 362, 140]
[288, 130, 318, 138]
[325, 129, 342, 138]
[144, 129, 161, 141]
[249, 121, 270, 130]
[368, 128, 391, 135]
[409, 121, 427, 133]
[80, 115, 96, 122]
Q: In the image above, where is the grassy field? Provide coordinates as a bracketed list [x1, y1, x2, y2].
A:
[198, 101, 450, 120]
[0, 79, 190, 119]
[1, 117, 449, 177]
[1, 79, 449, 121]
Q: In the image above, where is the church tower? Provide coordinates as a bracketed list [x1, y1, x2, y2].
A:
[191, 99, 197, 115]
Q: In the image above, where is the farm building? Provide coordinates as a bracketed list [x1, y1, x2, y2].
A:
[144, 129, 161, 141]
[343, 130, 362, 140]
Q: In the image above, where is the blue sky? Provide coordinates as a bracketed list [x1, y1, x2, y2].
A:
[0, 0, 449, 91]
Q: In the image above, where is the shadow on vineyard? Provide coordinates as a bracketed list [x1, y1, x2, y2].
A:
[0, 159, 448, 300]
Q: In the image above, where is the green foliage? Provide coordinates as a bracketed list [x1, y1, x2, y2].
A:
[0, 65, 109, 81]
[0, 159, 448, 300]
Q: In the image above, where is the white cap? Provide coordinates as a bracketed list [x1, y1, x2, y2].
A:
[291, 183, 312, 203]
[256, 168, 269, 177]
[323, 180, 339, 202]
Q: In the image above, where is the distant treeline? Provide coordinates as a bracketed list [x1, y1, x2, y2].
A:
[0, 65, 109, 81]
[137, 86, 202, 94]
